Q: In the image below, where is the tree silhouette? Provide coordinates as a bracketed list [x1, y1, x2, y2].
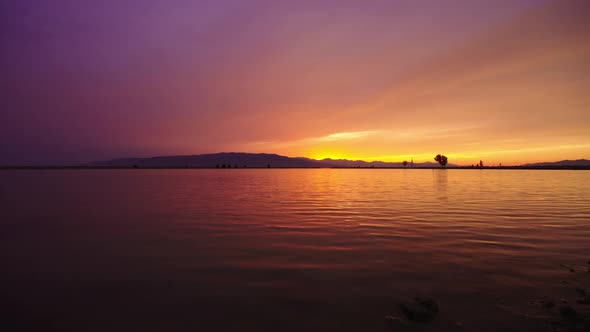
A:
[403, 160, 408, 167]
[434, 154, 448, 167]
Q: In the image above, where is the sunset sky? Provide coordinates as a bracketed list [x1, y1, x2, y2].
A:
[1, 0, 589, 165]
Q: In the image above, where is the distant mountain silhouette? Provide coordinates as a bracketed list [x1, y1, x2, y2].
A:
[88, 153, 453, 168]
[314, 158, 448, 168]
[521, 159, 590, 167]
[89, 153, 326, 168]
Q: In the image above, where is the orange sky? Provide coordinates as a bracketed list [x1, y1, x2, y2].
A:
[233, 0, 590, 165]
[1, 0, 588, 165]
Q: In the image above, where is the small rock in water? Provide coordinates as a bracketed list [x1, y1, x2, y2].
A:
[400, 297, 439, 322]
[400, 302, 434, 322]
[415, 297, 439, 313]
[559, 305, 578, 320]
[549, 320, 563, 330]
[560, 264, 576, 273]
[540, 297, 555, 309]
[385, 315, 406, 329]
[577, 295, 590, 305]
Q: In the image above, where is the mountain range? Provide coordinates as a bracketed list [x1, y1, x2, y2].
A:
[89, 152, 449, 168]
[521, 159, 590, 167]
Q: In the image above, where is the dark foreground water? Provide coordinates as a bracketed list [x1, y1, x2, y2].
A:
[1, 169, 589, 331]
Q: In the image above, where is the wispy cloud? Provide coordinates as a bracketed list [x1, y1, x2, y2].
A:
[243, 130, 383, 152]
[314, 131, 382, 142]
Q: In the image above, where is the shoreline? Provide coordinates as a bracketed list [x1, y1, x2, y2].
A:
[1, 166, 589, 170]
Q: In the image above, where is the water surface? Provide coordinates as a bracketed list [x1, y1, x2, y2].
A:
[1, 169, 589, 331]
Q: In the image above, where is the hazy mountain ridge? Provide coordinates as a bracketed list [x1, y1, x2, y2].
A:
[521, 159, 590, 167]
[88, 153, 590, 168]
[315, 158, 447, 168]
[90, 153, 327, 168]
[89, 153, 453, 168]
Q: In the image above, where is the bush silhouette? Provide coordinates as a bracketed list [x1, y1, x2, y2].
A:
[434, 154, 448, 167]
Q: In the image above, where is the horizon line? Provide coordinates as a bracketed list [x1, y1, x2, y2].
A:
[1, 152, 588, 168]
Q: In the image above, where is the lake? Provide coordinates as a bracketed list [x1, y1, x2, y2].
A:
[1, 169, 589, 331]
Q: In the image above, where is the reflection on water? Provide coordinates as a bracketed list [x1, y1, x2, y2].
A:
[1, 169, 589, 331]
[432, 169, 448, 199]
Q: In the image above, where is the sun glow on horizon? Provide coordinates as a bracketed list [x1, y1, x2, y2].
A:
[271, 140, 590, 166]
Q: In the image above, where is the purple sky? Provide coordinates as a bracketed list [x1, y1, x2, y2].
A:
[2, 0, 588, 165]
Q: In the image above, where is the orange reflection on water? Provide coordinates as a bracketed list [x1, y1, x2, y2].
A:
[1, 169, 589, 331]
